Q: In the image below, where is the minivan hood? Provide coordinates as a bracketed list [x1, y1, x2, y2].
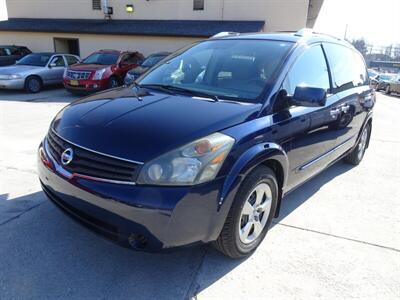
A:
[52, 87, 261, 162]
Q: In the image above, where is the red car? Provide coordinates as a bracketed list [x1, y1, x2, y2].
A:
[63, 49, 144, 93]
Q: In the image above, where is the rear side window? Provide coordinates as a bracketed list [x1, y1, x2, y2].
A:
[65, 55, 79, 65]
[282, 45, 330, 96]
[0, 48, 11, 56]
[323, 43, 367, 92]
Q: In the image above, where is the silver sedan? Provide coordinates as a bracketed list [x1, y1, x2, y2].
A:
[0, 53, 80, 93]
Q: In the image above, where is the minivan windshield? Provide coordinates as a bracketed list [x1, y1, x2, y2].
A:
[16, 54, 51, 67]
[82, 53, 119, 65]
[138, 39, 293, 103]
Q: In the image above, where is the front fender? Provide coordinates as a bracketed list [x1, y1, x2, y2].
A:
[219, 142, 289, 207]
[204, 142, 289, 242]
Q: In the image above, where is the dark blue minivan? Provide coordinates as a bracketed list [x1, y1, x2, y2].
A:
[38, 30, 374, 258]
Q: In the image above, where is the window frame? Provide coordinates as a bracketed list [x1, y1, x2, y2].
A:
[322, 42, 368, 94]
[282, 43, 333, 96]
[92, 0, 101, 10]
[271, 43, 333, 112]
[193, 0, 204, 11]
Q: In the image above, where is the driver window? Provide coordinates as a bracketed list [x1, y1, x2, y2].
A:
[50, 56, 65, 67]
[121, 53, 142, 65]
[283, 45, 330, 96]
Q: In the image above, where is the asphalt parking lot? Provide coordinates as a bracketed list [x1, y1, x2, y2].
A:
[0, 88, 399, 299]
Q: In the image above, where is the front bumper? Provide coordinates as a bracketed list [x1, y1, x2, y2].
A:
[38, 142, 227, 251]
[63, 78, 108, 93]
[0, 78, 25, 90]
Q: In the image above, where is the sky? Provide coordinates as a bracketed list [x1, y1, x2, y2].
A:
[314, 0, 400, 46]
[0, 0, 398, 47]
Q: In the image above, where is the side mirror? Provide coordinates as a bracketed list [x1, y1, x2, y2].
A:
[292, 86, 327, 107]
[49, 62, 57, 68]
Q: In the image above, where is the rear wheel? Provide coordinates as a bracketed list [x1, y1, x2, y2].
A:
[214, 166, 278, 259]
[344, 123, 370, 165]
[25, 76, 42, 93]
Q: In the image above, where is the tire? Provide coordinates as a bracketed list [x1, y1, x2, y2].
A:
[385, 85, 391, 95]
[344, 123, 370, 165]
[25, 76, 42, 93]
[214, 165, 278, 259]
[108, 76, 119, 89]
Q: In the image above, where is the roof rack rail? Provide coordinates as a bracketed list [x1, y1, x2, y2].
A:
[294, 28, 314, 37]
[210, 32, 240, 39]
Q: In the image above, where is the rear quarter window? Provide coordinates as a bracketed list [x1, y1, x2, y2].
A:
[323, 43, 368, 93]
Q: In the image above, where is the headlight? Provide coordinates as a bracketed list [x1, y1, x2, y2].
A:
[137, 133, 235, 186]
[3, 74, 22, 80]
[93, 68, 106, 80]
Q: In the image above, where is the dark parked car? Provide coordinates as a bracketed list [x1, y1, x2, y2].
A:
[0, 45, 31, 66]
[38, 30, 374, 258]
[63, 49, 144, 94]
[370, 73, 396, 91]
[385, 74, 400, 95]
[124, 52, 171, 85]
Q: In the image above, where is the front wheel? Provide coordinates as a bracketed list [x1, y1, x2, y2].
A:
[25, 76, 42, 93]
[214, 166, 278, 259]
[108, 76, 119, 89]
[344, 123, 370, 165]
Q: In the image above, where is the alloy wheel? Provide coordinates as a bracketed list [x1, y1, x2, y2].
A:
[110, 78, 119, 88]
[238, 182, 272, 244]
[28, 78, 41, 93]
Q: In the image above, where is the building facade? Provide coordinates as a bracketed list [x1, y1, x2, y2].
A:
[0, 0, 323, 57]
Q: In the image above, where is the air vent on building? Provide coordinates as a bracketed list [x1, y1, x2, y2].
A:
[193, 0, 204, 11]
[92, 0, 101, 10]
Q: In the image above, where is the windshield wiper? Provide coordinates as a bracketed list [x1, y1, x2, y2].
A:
[140, 84, 219, 101]
[138, 83, 175, 95]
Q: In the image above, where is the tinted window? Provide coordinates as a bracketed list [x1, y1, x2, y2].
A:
[65, 55, 79, 65]
[10, 48, 22, 55]
[83, 53, 119, 65]
[282, 45, 330, 96]
[121, 53, 143, 64]
[324, 43, 367, 92]
[16, 54, 52, 66]
[0, 48, 7, 56]
[139, 40, 293, 103]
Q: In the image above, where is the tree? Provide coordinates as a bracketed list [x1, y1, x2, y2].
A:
[351, 38, 368, 57]
[384, 44, 393, 58]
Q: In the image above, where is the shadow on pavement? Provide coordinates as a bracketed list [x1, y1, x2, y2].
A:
[0, 85, 79, 103]
[0, 161, 353, 299]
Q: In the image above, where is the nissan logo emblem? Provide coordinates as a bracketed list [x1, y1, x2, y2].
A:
[61, 148, 74, 166]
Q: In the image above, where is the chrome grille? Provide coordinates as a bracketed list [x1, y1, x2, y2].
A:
[46, 130, 141, 183]
[66, 70, 92, 80]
